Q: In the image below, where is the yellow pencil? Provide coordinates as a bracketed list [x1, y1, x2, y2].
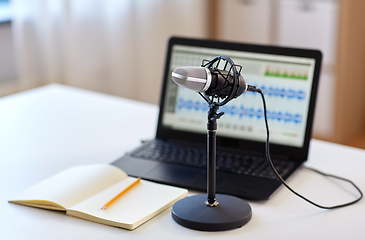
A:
[101, 177, 141, 210]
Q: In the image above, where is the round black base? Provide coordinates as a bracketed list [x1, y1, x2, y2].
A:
[171, 194, 252, 231]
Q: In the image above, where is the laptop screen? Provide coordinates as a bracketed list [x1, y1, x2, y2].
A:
[161, 42, 318, 148]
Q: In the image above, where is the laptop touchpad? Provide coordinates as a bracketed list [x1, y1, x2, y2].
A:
[146, 165, 204, 183]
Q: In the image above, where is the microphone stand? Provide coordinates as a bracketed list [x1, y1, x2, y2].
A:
[171, 56, 252, 231]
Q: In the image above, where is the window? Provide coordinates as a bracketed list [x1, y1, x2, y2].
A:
[0, 0, 11, 23]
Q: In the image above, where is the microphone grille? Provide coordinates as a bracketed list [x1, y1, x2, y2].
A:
[174, 67, 206, 79]
[172, 67, 208, 92]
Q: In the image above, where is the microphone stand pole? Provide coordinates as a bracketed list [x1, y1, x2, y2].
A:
[206, 103, 223, 206]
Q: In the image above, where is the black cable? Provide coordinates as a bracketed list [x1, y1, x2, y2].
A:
[247, 85, 363, 209]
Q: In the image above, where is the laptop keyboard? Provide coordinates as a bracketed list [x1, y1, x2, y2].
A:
[130, 141, 295, 180]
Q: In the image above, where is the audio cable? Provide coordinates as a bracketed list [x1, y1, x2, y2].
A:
[248, 85, 363, 209]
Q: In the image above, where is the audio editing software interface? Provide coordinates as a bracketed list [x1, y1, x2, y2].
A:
[162, 45, 316, 148]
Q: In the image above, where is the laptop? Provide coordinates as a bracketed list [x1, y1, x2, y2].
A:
[112, 36, 322, 200]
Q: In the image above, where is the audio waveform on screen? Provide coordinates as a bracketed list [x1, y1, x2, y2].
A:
[244, 86, 306, 100]
[264, 66, 308, 80]
[176, 98, 303, 124]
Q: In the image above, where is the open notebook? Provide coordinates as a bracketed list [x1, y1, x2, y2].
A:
[8, 164, 187, 230]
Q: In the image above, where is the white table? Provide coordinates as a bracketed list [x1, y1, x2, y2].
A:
[1, 84, 364, 239]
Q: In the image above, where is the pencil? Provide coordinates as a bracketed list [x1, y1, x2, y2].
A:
[101, 177, 141, 210]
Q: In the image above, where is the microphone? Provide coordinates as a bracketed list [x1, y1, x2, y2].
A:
[172, 66, 247, 98]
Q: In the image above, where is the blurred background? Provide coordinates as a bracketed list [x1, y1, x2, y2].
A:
[0, 0, 365, 149]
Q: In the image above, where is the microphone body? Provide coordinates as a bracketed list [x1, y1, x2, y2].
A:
[172, 66, 247, 98]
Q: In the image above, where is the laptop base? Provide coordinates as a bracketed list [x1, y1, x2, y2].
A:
[171, 193, 252, 231]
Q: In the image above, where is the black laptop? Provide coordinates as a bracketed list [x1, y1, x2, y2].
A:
[112, 37, 322, 200]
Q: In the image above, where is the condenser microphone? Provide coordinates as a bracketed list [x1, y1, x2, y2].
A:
[172, 66, 247, 98]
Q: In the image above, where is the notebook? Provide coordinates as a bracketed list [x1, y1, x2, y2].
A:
[112, 36, 322, 200]
[8, 164, 188, 230]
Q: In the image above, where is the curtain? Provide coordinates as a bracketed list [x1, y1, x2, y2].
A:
[12, 0, 208, 104]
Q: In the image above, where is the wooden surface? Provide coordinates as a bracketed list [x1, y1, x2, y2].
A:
[334, 0, 365, 145]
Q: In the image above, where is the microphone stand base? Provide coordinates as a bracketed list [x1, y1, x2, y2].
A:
[171, 193, 252, 231]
